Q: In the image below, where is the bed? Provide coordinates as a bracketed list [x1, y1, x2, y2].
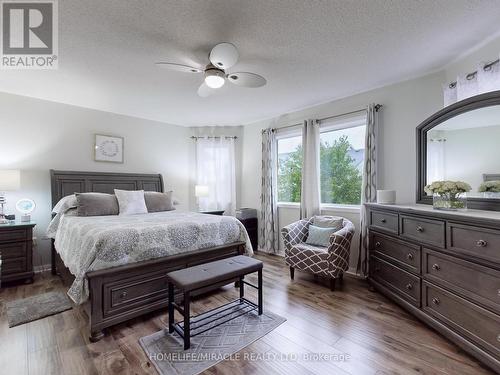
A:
[49, 170, 249, 341]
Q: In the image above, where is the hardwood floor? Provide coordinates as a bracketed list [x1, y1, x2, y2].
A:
[0, 252, 494, 375]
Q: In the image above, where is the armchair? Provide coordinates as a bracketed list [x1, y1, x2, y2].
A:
[281, 217, 355, 290]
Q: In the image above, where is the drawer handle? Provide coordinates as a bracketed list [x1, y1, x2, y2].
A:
[406, 283, 413, 290]
[381, 219, 387, 223]
[432, 297, 440, 305]
[120, 291, 128, 299]
[375, 241, 381, 248]
[476, 239, 487, 247]
[432, 264, 440, 271]
[416, 226, 424, 233]
[406, 253, 414, 261]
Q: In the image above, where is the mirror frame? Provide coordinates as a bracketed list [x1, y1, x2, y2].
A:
[416, 90, 500, 211]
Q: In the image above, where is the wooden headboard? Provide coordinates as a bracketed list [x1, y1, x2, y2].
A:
[50, 170, 164, 207]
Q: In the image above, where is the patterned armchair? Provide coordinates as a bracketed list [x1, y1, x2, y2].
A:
[281, 217, 355, 290]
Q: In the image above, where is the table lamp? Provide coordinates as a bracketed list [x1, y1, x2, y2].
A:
[195, 185, 209, 211]
[0, 170, 21, 223]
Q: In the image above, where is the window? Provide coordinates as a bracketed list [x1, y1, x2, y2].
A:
[320, 118, 366, 205]
[277, 134, 302, 203]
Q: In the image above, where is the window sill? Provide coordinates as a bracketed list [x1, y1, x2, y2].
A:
[277, 202, 300, 209]
[321, 204, 361, 214]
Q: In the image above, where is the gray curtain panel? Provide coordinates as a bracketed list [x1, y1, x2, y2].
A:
[259, 128, 279, 253]
[357, 104, 379, 276]
[300, 119, 321, 219]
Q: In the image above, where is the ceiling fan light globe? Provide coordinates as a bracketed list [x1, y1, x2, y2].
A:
[204, 70, 225, 89]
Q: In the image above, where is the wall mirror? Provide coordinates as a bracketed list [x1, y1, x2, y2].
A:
[417, 90, 500, 211]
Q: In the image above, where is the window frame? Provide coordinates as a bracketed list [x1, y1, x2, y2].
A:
[276, 127, 303, 206]
[318, 114, 367, 209]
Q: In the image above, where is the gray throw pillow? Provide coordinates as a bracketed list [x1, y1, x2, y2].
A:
[144, 191, 174, 212]
[313, 215, 343, 231]
[76, 193, 119, 216]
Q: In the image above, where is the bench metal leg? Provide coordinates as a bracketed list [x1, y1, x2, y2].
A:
[168, 282, 174, 333]
[183, 291, 191, 350]
[239, 276, 244, 300]
[258, 269, 263, 315]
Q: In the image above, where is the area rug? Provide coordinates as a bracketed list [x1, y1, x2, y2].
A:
[139, 304, 286, 375]
[6, 291, 72, 327]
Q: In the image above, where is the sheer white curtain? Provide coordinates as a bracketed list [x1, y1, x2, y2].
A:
[444, 56, 500, 107]
[427, 134, 446, 184]
[196, 137, 236, 215]
[300, 119, 321, 219]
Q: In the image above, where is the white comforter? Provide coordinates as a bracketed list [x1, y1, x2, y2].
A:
[47, 211, 252, 304]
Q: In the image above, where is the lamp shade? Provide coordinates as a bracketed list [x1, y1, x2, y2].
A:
[195, 185, 209, 198]
[0, 170, 20, 191]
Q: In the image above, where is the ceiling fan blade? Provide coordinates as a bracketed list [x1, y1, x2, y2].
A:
[227, 72, 267, 88]
[155, 62, 202, 73]
[209, 43, 239, 69]
[197, 82, 217, 97]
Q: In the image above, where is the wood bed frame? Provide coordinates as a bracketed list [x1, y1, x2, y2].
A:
[50, 170, 245, 342]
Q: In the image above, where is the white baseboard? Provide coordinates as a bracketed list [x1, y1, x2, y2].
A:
[34, 264, 51, 274]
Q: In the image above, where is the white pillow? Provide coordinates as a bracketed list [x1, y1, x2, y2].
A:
[52, 194, 77, 214]
[114, 189, 148, 215]
[313, 215, 343, 231]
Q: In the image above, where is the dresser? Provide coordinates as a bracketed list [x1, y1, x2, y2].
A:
[366, 203, 500, 373]
[0, 222, 36, 284]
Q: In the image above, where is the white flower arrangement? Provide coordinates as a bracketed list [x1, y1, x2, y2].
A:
[478, 180, 500, 193]
[424, 180, 471, 196]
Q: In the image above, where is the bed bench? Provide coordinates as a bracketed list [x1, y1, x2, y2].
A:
[166, 255, 263, 349]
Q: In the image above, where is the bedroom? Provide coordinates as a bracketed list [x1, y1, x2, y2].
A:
[1, 0, 500, 374]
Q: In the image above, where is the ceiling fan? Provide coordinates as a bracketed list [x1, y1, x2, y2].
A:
[156, 43, 267, 97]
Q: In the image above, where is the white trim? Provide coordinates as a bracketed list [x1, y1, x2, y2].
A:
[34, 264, 51, 274]
[321, 204, 361, 214]
[319, 114, 367, 132]
[277, 202, 300, 209]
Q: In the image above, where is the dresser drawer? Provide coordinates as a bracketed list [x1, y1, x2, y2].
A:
[400, 215, 445, 248]
[0, 229, 28, 243]
[423, 248, 500, 313]
[1, 256, 27, 275]
[370, 256, 421, 306]
[423, 281, 500, 358]
[0, 242, 27, 259]
[369, 210, 398, 234]
[371, 232, 421, 274]
[447, 223, 500, 265]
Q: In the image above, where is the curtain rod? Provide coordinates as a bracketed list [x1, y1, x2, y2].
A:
[448, 58, 500, 88]
[190, 136, 238, 140]
[263, 104, 382, 133]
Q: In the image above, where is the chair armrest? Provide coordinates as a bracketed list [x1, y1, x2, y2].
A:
[327, 221, 356, 274]
[281, 218, 312, 250]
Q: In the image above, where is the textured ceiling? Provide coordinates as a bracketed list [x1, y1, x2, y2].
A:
[1, 0, 500, 127]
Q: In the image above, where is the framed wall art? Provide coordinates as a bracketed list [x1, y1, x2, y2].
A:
[94, 134, 124, 163]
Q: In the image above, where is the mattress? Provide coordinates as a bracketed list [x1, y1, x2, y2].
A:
[47, 211, 253, 304]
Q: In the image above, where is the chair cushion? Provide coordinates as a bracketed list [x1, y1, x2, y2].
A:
[313, 215, 343, 230]
[287, 243, 329, 275]
[305, 225, 336, 247]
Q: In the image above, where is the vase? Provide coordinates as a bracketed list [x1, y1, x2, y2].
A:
[433, 193, 467, 211]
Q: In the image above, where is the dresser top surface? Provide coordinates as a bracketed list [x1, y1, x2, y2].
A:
[366, 203, 500, 223]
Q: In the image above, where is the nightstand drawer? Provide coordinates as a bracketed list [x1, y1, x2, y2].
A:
[0, 229, 28, 243]
[2, 256, 27, 275]
[0, 242, 27, 259]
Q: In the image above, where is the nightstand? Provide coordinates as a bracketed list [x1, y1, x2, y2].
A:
[199, 210, 225, 216]
[239, 217, 258, 250]
[0, 222, 36, 284]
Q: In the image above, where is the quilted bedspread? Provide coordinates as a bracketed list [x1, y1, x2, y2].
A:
[47, 211, 253, 304]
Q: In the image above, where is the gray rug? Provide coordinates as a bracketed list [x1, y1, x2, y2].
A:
[6, 291, 72, 327]
[140, 304, 286, 375]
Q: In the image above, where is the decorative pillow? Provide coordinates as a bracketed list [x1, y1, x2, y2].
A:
[305, 225, 337, 247]
[114, 189, 148, 215]
[76, 193, 119, 216]
[52, 194, 77, 214]
[144, 191, 174, 212]
[313, 215, 343, 231]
